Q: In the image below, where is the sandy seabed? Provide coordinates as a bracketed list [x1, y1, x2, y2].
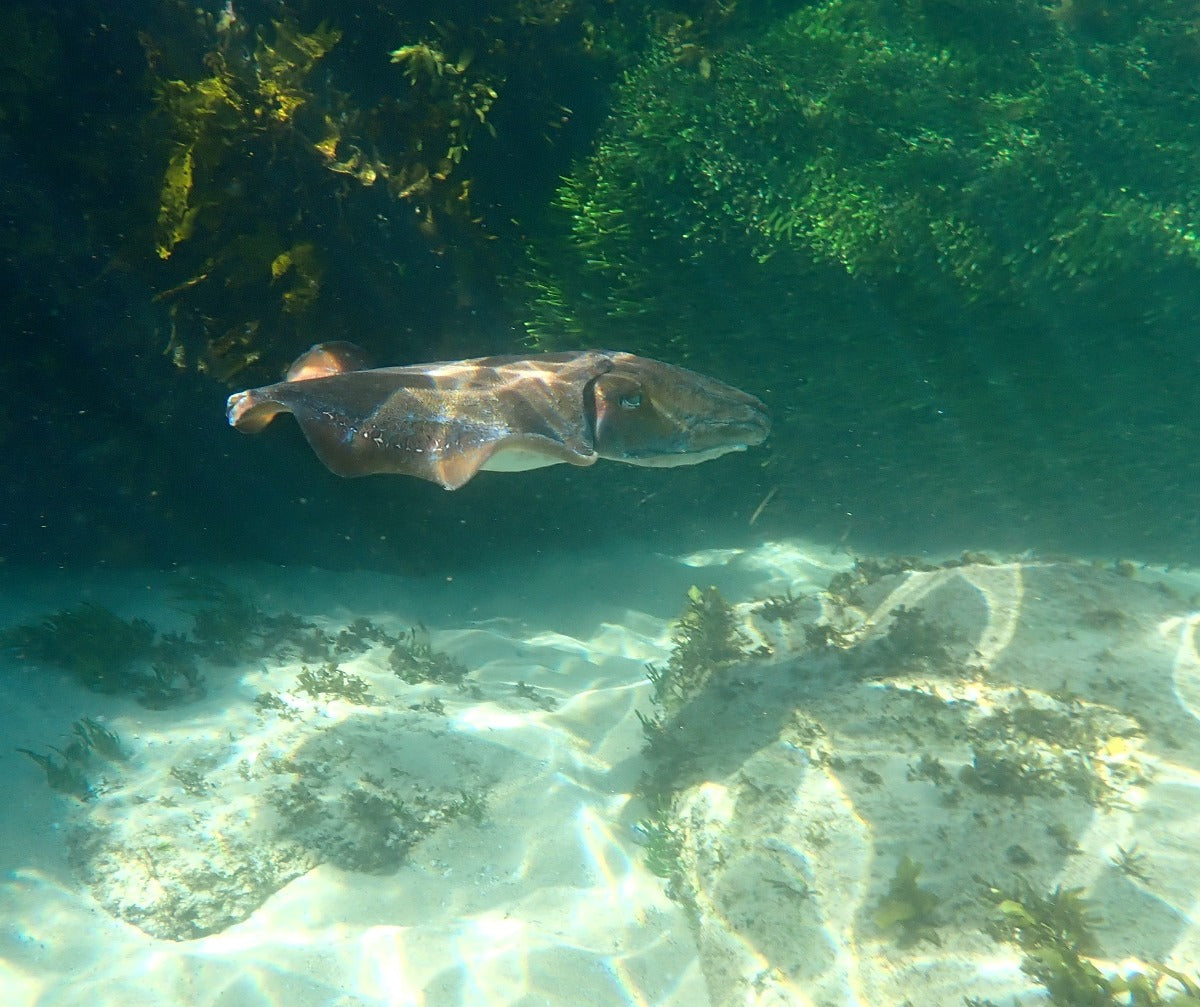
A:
[1, 539, 1198, 1007]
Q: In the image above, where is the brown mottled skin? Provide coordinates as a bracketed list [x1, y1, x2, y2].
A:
[227, 344, 770, 490]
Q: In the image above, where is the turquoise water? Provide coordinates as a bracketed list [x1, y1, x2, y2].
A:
[3, 1, 1200, 1004]
[4, 548, 1198, 1005]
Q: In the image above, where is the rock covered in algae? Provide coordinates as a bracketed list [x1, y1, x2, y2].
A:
[526, 0, 1200, 355]
[635, 557, 1200, 1005]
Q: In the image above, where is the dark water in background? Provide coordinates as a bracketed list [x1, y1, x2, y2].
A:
[2, 0, 1199, 575]
[7, 274, 1198, 576]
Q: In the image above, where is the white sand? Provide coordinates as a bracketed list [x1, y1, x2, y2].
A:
[1, 541, 1198, 1006]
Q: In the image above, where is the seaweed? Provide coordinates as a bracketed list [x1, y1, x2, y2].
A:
[389, 626, 467, 685]
[959, 743, 1062, 800]
[337, 786, 423, 873]
[1110, 843, 1151, 884]
[334, 617, 396, 654]
[645, 586, 749, 715]
[874, 855, 942, 947]
[516, 0, 1200, 547]
[171, 575, 344, 666]
[907, 753, 953, 787]
[186, 593, 267, 663]
[526, 0, 1200, 353]
[270, 768, 464, 875]
[1047, 822, 1082, 855]
[639, 586, 751, 786]
[2, 579, 438, 710]
[2, 604, 155, 694]
[269, 779, 323, 827]
[803, 622, 855, 650]
[295, 662, 372, 705]
[72, 717, 128, 763]
[141, 631, 206, 708]
[254, 691, 299, 720]
[975, 878, 1200, 1005]
[514, 680, 558, 711]
[754, 590, 803, 622]
[630, 584, 758, 879]
[169, 762, 212, 798]
[16, 715, 133, 802]
[444, 789, 488, 826]
[635, 790, 685, 883]
[16, 747, 93, 802]
[149, 15, 342, 266]
[877, 605, 953, 668]
[1, 605, 197, 708]
[962, 697, 1140, 807]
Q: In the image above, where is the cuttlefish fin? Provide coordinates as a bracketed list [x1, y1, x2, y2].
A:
[285, 341, 374, 382]
[429, 444, 505, 491]
[289, 407, 597, 490]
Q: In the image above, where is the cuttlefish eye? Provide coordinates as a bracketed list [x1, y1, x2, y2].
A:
[619, 392, 642, 409]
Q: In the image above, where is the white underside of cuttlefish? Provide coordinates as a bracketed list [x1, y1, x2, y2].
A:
[226, 342, 770, 490]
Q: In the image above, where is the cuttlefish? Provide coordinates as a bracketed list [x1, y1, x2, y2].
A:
[227, 342, 770, 490]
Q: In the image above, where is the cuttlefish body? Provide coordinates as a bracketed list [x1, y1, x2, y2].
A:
[227, 342, 770, 490]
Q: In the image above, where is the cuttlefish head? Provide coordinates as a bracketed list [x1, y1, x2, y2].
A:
[589, 353, 770, 467]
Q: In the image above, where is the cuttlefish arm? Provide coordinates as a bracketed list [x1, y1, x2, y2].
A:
[227, 344, 770, 490]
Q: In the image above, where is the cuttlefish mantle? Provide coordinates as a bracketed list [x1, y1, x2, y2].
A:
[227, 342, 770, 490]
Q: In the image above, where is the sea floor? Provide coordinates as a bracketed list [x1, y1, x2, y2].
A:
[1, 539, 1198, 1006]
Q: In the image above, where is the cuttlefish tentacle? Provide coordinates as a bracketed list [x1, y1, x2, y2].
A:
[227, 343, 769, 490]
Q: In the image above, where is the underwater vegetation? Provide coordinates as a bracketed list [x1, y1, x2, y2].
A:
[753, 589, 804, 623]
[646, 585, 750, 716]
[0, 577, 466, 709]
[635, 584, 755, 877]
[72, 716, 129, 763]
[980, 877, 1200, 1005]
[519, 0, 1200, 555]
[21, 590, 489, 939]
[1, 600, 200, 706]
[16, 717, 129, 802]
[636, 789, 686, 881]
[296, 661, 372, 704]
[16, 747, 94, 803]
[526, 0, 1200, 356]
[389, 625, 468, 685]
[873, 854, 941, 947]
[61, 0, 666, 386]
[142, 9, 470, 382]
[637, 584, 751, 799]
[957, 692, 1145, 808]
[2, 604, 161, 698]
[514, 679, 558, 711]
[863, 604, 957, 673]
[266, 770, 488, 875]
[170, 575, 392, 667]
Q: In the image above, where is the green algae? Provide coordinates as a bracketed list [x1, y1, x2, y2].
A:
[389, 626, 467, 685]
[525, 0, 1200, 366]
[646, 585, 750, 716]
[980, 877, 1200, 1005]
[1, 603, 156, 695]
[874, 855, 942, 947]
[296, 661, 372, 705]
